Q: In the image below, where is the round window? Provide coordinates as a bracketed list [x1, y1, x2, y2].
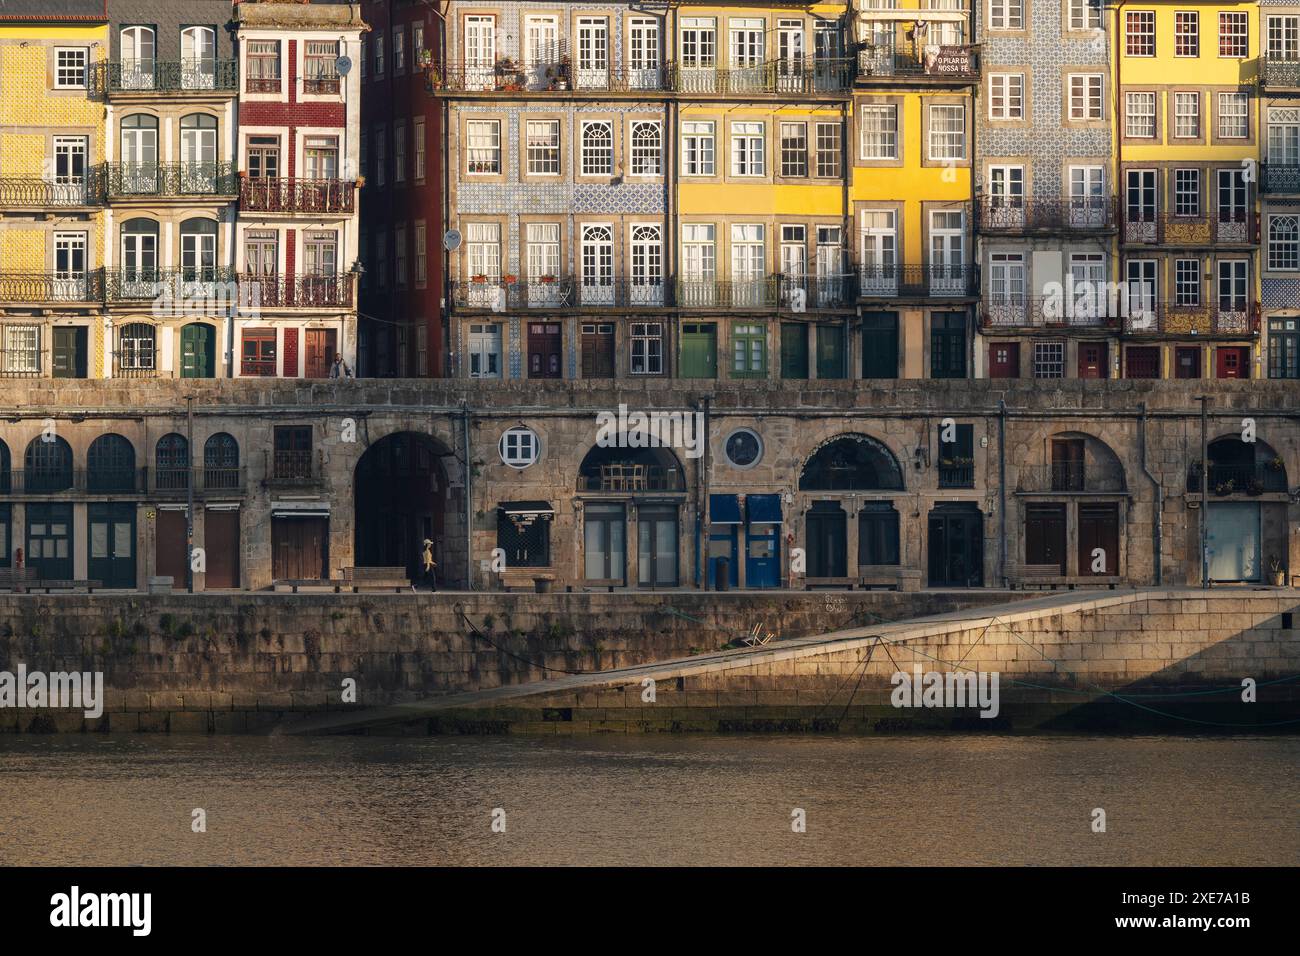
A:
[499, 427, 540, 469]
[724, 429, 763, 468]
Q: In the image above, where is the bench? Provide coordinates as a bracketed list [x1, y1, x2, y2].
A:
[858, 565, 902, 591]
[28, 579, 103, 594]
[500, 569, 556, 593]
[1009, 565, 1068, 590]
[273, 579, 342, 594]
[341, 566, 413, 593]
[0, 568, 38, 592]
[804, 577, 855, 590]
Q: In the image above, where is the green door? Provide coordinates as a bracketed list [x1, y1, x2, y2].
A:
[680, 323, 716, 379]
[26, 504, 73, 581]
[52, 326, 87, 378]
[180, 322, 215, 378]
[862, 312, 898, 378]
[816, 324, 845, 379]
[88, 503, 136, 589]
[780, 323, 808, 379]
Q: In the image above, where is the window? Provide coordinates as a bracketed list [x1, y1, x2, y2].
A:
[1174, 92, 1200, 138]
[393, 26, 406, 72]
[629, 18, 661, 79]
[630, 224, 663, 303]
[373, 34, 385, 75]
[989, 74, 1024, 120]
[815, 123, 841, 177]
[467, 222, 501, 281]
[1070, 0, 1103, 31]
[581, 121, 613, 176]
[680, 17, 717, 69]
[1033, 341, 1065, 379]
[247, 40, 280, 91]
[780, 122, 808, 177]
[930, 314, 966, 378]
[466, 120, 501, 174]
[394, 225, 407, 286]
[1269, 215, 1300, 271]
[682, 121, 715, 175]
[731, 224, 767, 306]
[989, 252, 1025, 302]
[860, 105, 898, 160]
[1175, 11, 1199, 56]
[499, 427, 540, 469]
[928, 105, 965, 160]
[1269, 318, 1300, 379]
[1127, 11, 1155, 56]
[375, 125, 386, 186]
[1175, 258, 1201, 306]
[682, 224, 716, 281]
[2, 325, 41, 375]
[241, 329, 277, 376]
[54, 48, 88, 88]
[525, 223, 559, 288]
[526, 120, 560, 175]
[1125, 92, 1156, 138]
[858, 503, 900, 567]
[304, 40, 340, 93]
[731, 322, 766, 377]
[631, 322, 664, 375]
[415, 224, 427, 284]
[1070, 253, 1106, 294]
[990, 0, 1023, 31]
[731, 121, 766, 175]
[1069, 74, 1104, 121]
[118, 323, 155, 371]
[1174, 169, 1201, 216]
[630, 121, 662, 176]
[1218, 93, 1249, 139]
[413, 24, 425, 60]
[1268, 15, 1300, 59]
[498, 506, 550, 569]
[468, 323, 502, 379]
[580, 224, 614, 302]
[937, 423, 974, 488]
[724, 430, 763, 468]
[393, 123, 406, 182]
[273, 427, 313, 479]
[413, 118, 425, 180]
[1220, 12, 1248, 58]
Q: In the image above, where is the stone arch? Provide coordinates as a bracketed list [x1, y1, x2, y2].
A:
[353, 430, 454, 583]
[799, 433, 905, 491]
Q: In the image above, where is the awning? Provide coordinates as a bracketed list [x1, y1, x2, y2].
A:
[272, 509, 329, 518]
[500, 501, 554, 518]
[746, 494, 783, 525]
[709, 494, 742, 525]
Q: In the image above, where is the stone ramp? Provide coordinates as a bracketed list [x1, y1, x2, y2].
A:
[276, 588, 1182, 735]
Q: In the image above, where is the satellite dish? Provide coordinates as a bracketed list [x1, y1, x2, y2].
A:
[444, 229, 462, 251]
[335, 55, 353, 76]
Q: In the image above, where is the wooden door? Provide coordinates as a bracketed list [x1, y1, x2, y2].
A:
[205, 508, 240, 588]
[88, 503, 136, 589]
[1216, 346, 1249, 379]
[155, 509, 188, 584]
[1078, 503, 1118, 576]
[180, 323, 214, 378]
[282, 327, 299, 377]
[1078, 342, 1107, 379]
[52, 327, 87, 378]
[305, 329, 336, 378]
[527, 322, 562, 378]
[272, 516, 328, 580]
[1025, 504, 1067, 573]
[988, 341, 1019, 378]
[26, 504, 73, 581]
[680, 322, 716, 378]
[780, 322, 808, 379]
[580, 323, 614, 378]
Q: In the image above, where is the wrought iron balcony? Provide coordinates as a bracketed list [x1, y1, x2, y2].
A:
[303, 73, 341, 95]
[0, 171, 105, 207]
[1122, 212, 1256, 246]
[856, 264, 976, 298]
[100, 59, 239, 94]
[1018, 463, 1126, 494]
[576, 463, 685, 493]
[433, 59, 668, 94]
[1261, 55, 1300, 89]
[982, 295, 1116, 329]
[452, 275, 669, 310]
[0, 270, 104, 303]
[857, 44, 979, 81]
[1121, 301, 1259, 335]
[104, 268, 238, 303]
[0, 469, 148, 496]
[239, 176, 356, 214]
[1186, 462, 1288, 496]
[266, 449, 323, 486]
[245, 74, 281, 94]
[778, 275, 858, 310]
[105, 162, 239, 198]
[668, 58, 854, 94]
[977, 197, 1116, 233]
[238, 273, 355, 309]
[150, 466, 247, 496]
[937, 461, 975, 489]
[1263, 164, 1300, 195]
[676, 277, 782, 308]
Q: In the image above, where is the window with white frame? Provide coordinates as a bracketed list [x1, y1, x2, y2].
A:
[468, 323, 501, 379]
[1, 325, 40, 374]
[525, 223, 560, 282]
[631, 322, 664, 374]
[393, 26, 406, 72]
[526, 120, 560, 175]
[989, 73, 1024, 120]
[989, 252, 1025, 301]
[1174, 92, 1200, 138]
[780, 122, 807, 177]
[780, 225, 806, 278]
[1218, 259, 1248, 312]
[630, 224, 662, 300]
[1219, 12, 1248, 58]
[1069, 74, 1104, 121]
[1218, 92, 1249, 138]
[1175, 258, 1201, 305]
[1268, 15, 1300, 58]
[731, 223, 766, 285]
[581, 121, 613, 176]
[373, 34, 385, 74]
[1126, 10, 1156, 56]
[682, 121, 715, 175]
[499, 427, 540, 468]
[860, 210, 896, 275]
[815, 123, 841, 177]
[1175, 11, 1199, 56]
[989, 0, 1023, 31]
[466, 120, 501, 174]
[413, 118, 425, 179]
[1070, 253, 1106, 291]
[467, 222, 501, 280]
[1069, 0, 1103, 31]
[860, 105, 898, 159]
[394, 123, 406, 182]
[1269, 215, 1300, 271]
[375, 125, 386, 186]
[682, 224, 716, 280]
[1174, 168, 1201, 216]
[1269, 110, 1300, 165]
[1033, 342, 1065, 379]
[1125, 92, 1156, 138]
[54, 48, 88, 88]
[731, 121, 765, 175]
[630, 120, 662, 176]
[415, 224, 427, 284]
[928, 105, 965, 160]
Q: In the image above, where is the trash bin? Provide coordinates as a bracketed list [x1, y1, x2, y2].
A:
[715, 557, 730, 592]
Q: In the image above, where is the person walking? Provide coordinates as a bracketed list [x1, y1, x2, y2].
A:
[330, 354, 354, 379]
[421, 539, 438, 592]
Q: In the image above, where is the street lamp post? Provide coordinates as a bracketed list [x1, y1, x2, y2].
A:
[185, 393, 195, 594]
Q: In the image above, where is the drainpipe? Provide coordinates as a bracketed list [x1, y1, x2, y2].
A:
[461, 398, 472, 591]
[697, 394, 711, 589]
[1138, 401, 1162, 585]
[998, 398, 1007, 587]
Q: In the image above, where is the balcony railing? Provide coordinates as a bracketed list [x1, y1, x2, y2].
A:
[1122, 212, 1256, 246]
[1018, 463, 1126, 494]
[937, 462, 975, 488]
[100, 59, 239, 94]
[0, 348, 45, 378]
[1263, 164, 1300, 195]
[1122, 301, 1259, 335]
[779, 275, 858, 310]
[1186, 462, 1288, 495]
[668, 59, 854, 94]
[266, 449, 323, 485]
[857, 44, 979, 80]
[105, 162, 238, 198]
[856, 264, 976, 298]
[245, 74, 281, 94]
[104, 268, 238, 302]
[0, 171, 105, 207]
[1261, 55, 1300, 89]
[453, 275, 669, 310]
[676, 277, 782, 308]
[0, 270, 104, 303]
[982, 295, 1116, 329]
[238, 273, 355, 308]
[576, 463, 685, 493]
[303, 73, 341, 95]
[150, 466, 247, 495]
[0, 469, 147, 496]
[433, 58, 854, 94]
[978, 197, 1116, 233]
[239, 176, 355, 214]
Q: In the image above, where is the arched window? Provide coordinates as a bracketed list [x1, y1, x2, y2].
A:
[630, 120, 662, 176]
[24, 435, 73, 493]
[180, 217, 218, 281]
[0, 439, 10, 494]
[87, 434, 136, 492]
[120, 26, 156, 89]
[1268, 215, 1299, 272]
[119, 114, 159, 194]
[181, 26, 217, 89]
[119, 218, 159, 296]
[117, 322, 156, 374]
[155, 433, 190, 491]
[581, 120, 613, 176]
[799, 434, 904, 491]
[180, 114, 219, 193]
[203, 433, 240, 490]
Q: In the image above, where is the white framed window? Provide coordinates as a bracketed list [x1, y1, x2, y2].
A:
[1069, 0, 1103, 31]
[54, 48, 88, 88]
[1126, 10, 1156, 56]
[928, 105, 966, 160]
[1218, 259, 1248, 312]
[680, 17, 717, 69]
[1175, 11, 1199, 56]
[860, 210, 897, 281]
[1219, 12, 1248, 58]
[989, 0, 1023, 31]
[860, 105, 899, 159]
[628, 18, 661, 74]
[393, 26, 406, 72]
[1218, 92, 1249, 138]
[989, 73, 1024, 120]
[630, 224, 663, 303]
[465, 119, 501, 174]
[526, 120, 560, 175]
[466, 222, 501, 280]
[375, 125, 387, 186]
[1069, 252, 1106, 291]
[781, 225, 806, 278]
[395, 225, 407, 286]
[1125, 92, 1156, 138]
[394, 123, 406, 182]
[1175, 258, 1201, 305]
[525, 223, 561, 288]
[1069, 74, 1104, 121]
[581, 120, 613, 176]
[413, 118, 426, 180]
[1174, 92, 1200, 138]
[1267, 15, 1300, 59]
[731, 121, 765, 175]
[373, 34, 385, 75]
[468, 323, 501, 379]
[499, 427, 539, 468]
[681, 223, 716, 279]
[1174, 168, 1201, 216]
[1269, 110, 1300, 165]
[415, 224, 427, 284]
[780, 122, 808, 177]
[1, 325, 40, 374]
[989, 252, 1025, 301]
[631, 322, 664, 375]
[1033, 341, 1065, 379]
[815, 123, 841, 177]
[1268, 215, 1300, 271]
[630, 120, 662, 176]
[988, 165, 1024, 210]
[580, 224, 615, 303]
[682, 121, 715, 175]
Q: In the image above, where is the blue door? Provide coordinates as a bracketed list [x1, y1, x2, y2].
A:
[745, 493, 783, 588]
[707, 493, 740, 588]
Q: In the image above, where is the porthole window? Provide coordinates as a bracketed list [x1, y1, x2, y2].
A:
[724, 429, 763, 469]
[499, 426, 540, 469]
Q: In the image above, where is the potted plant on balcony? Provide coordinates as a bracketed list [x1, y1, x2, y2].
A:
[1267, 456, 1285, 472]
[1214, 478, 1235, 496]
[471, 274, 489, 284]
[502, 274, 518, 285]
[1246, 476, 1264, 496]
[1269, 555, 1286, 587]
[539, 274, 556, 284]
[551, 55, 571, 90]
[355, 175, 366, 189]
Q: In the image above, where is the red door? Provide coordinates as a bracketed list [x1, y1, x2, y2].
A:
[1078, 342, 1107, 379]
[304, 329, 337, 378]
[1215, 347, 1249, 379]
[528, 323, 563, 379]
[156, 509, 188, 584]
[204, 508, 240, 588]
[988, 342, 1019, 378]
[282, 328, 299, 377]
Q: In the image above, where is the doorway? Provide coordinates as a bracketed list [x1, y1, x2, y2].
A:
[155, 508, 188, 586]
[354, 432, 449, 583]
[928, 503, 983, 587]
[681, 323, 717, 378]
[272, 515, 329, 580]
[204, 507, 241, 588]
[1207, 501, 1261, 582]
[26, 504, 73, 581]
[52, 326, 88, 378]
[88, 503, 136, 588]
[1024, 503, 1067, 573]
[805, 501, 847, 578]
